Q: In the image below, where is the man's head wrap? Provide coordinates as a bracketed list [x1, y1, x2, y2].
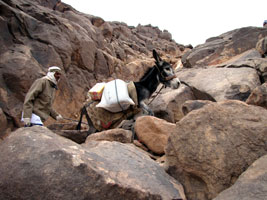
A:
[46, 66, 61, 85]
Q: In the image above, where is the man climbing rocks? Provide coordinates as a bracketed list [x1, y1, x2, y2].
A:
[22, 66, 63, 127]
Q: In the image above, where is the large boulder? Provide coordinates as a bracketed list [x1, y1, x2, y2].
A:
[181, 100, 213, 116]
[47, 122, 91, 143]
[256, 36, 267, 57]
[0, 126, 186, 200]
[178, 67, 261, 102]
[165, 100, 267, 200]
[213, 50, 267, 82]
[182, 27, 267, 68]
[150, 85, 195, 123]
[150, 83, 217, 123]
[213, 154, 267, 200]
[85, 128, 133, 143]
[135, 116, 176, 155]
[246, 82, 267, 109]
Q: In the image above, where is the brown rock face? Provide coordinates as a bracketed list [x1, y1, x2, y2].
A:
[150, 85, 196, 123]
[181, 100, 213, 116]
[0, 108, 8, 138]
[85, 128, 133, 143]
[150, 84, 216, 123]
[0, 126, 186, 200]
[214, 154, 267, 200]
[256, 36, 267, 57]
[182, 27, 267, 68]
[246, 82, 267, 109]
[178, 67, 261, 102]
[135, 116, 176, 155]
[1, 1, 267, 200]
[165, 100, 267, 200]
[0, 0, 186, 135]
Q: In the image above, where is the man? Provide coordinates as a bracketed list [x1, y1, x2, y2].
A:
[264, 20, 267, 27]
[22, 66, 63, 127]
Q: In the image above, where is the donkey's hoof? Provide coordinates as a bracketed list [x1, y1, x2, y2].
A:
[147, 110, 154, 116]
[149, 112, 154, 116]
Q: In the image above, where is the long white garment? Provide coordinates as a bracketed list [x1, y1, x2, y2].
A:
[21, 113, 43, 125]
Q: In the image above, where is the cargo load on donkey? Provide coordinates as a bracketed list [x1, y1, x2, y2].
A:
[76, 49, 181, 133]
[78, 80, 141, 132]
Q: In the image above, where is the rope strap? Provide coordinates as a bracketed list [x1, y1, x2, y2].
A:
[115, 79, 127, 114]
[148, 84, 165, 105]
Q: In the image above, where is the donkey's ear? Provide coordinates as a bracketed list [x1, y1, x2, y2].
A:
[153, 49, 162, 64]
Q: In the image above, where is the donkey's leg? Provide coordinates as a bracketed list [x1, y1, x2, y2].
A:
[76, 106, 86, 130]
[140, 101, 154, 116]
[84, 110, 97, 135]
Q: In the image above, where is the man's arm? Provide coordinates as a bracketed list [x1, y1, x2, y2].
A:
[50, 108, 59, 120]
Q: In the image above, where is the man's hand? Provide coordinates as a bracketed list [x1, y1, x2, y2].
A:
[23, 118, 31, 127]
[56, 114, 63, 121]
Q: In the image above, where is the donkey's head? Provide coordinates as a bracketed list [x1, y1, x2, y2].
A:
[153, 49, 180, 89]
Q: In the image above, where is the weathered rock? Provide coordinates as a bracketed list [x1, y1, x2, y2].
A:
[130, 140, 161, 161]
[253, 58, 267, 82]
[85, 128, 132, 143]
[52, 130, 91, 144]
[0, 44, 45, 127]
[211, 50, 267, 82]
[205, 49, 261, 70]
[82, 141, 186, 200]
[182, 27, 267, 68]
[165, 100, 267, 200]
[47, 122, 79, 130]
[0, 0, 186, 134]
[156, 155, 168, 169]
[91, 16, 105, 27]
[135, 116, 176, 155]
[149, 82, 216, 124]
[0, 108, 8, 138]
[99, 22, 113, 38]
[246, 82, 267, 109]
[159, 30, 172, 41]
[178, 67, 261, 101]
[150, 85, 196, 123]
[223, 49, 262, 67]
[124, 58, 155, 80]
[256, 36, 267, 57]
[47, 122, 91, 143]
[0, 126, 186, 200]
[183, 83, 217, 102]
[213, 154, 267, 200]
[227, 56, 267, 82]
[133, 139, 149, 152]
[181, 100, 213, 116]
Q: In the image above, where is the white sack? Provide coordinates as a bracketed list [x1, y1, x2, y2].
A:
[21, 113, 43, 125]
[96, 79, 135, 113]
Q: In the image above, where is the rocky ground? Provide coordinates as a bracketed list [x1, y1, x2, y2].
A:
[0, 0, 267, 200]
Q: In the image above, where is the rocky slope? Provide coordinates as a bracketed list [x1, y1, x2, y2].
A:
[0, 0, 188, 136]
[0, 0, 267, 200]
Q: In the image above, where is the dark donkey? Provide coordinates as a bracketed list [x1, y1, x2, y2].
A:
[134, 49, 180, 115]
[77, 49, 180, 132]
